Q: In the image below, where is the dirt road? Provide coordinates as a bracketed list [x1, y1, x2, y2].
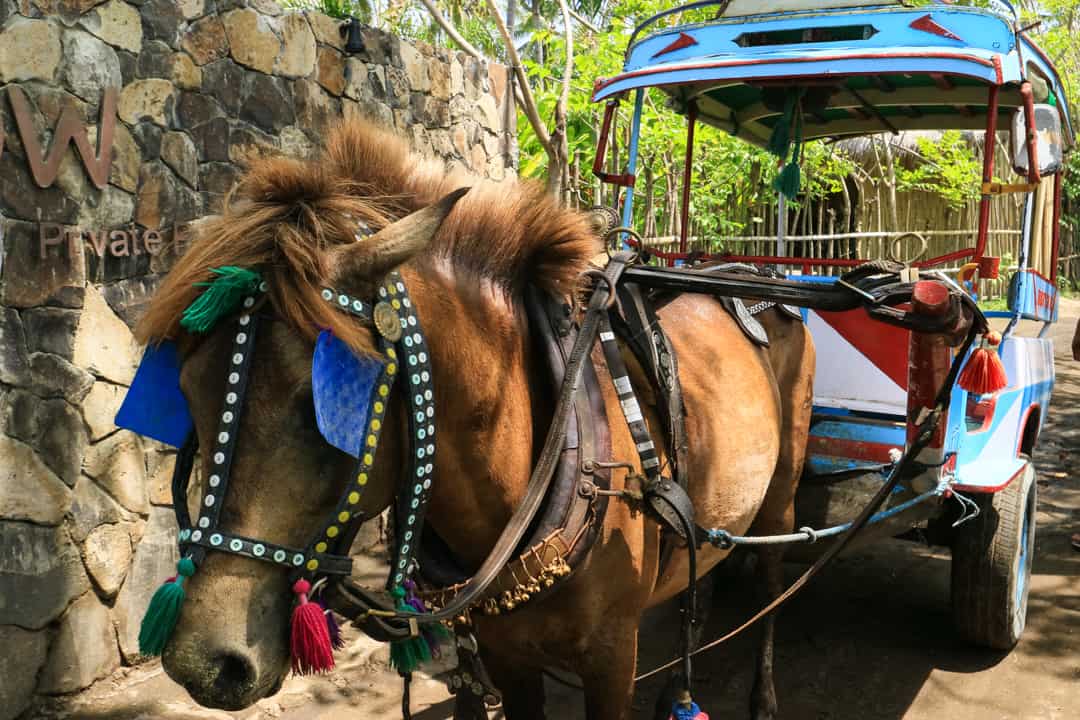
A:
[32, 304, 1080, 720]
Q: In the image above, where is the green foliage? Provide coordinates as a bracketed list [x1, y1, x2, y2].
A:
[281, 0, 372, 21]
[894, 131, 983, 211]
[387, 0, 1079, 250]
[977, 295, 1009, 311]
[511, 0, 798, 238]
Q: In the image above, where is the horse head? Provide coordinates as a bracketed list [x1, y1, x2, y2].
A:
[129, 121, 595, 710]
[136, 165, 460, 710]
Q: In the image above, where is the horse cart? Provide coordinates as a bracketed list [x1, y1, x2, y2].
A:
[110, 1, 1072, 718]
[590, 0, 1073, 651]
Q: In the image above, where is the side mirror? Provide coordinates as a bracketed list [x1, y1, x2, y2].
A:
[1011, 104, 1064, 177]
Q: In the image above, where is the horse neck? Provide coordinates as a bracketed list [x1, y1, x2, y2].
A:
[404, 265, 541, 570]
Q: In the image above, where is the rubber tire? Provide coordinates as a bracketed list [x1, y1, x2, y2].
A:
[950, 461, 1036, 650]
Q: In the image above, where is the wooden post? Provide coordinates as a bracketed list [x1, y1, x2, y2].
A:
[975, 84, 1000, 259]
[1051, 170, 1063, 282]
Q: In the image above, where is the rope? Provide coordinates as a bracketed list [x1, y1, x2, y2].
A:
[704, 481, 948, 549]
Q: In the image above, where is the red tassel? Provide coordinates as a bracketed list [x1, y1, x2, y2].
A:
[290, 579, 335, 675]
[958, 331, 1007, 395]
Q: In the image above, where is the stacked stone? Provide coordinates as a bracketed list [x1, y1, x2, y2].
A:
[0, 1, 514, 717]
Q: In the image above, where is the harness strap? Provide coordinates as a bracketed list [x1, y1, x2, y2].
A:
[327, 251, 636, 626]
[598, 315, 663, 480]
[170, 433, 198, 534]
[598, 309, 701, 695]
[612, 283, 689, 490]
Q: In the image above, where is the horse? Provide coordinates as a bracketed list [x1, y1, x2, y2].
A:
[137, 119, 815, 720]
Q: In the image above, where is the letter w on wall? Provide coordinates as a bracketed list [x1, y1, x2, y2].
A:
[6, 86, 117, 189]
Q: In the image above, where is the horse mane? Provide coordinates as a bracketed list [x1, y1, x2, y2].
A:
[136, 119, 599, 350]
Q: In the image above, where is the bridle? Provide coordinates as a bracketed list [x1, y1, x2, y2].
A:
[123, 242, 633, 680]
[171, 269, 437, 599]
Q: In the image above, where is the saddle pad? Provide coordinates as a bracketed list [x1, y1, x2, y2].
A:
[721, 297, 770, 346]
[114, 341, 194, 448]
[312, 330, 385, 458]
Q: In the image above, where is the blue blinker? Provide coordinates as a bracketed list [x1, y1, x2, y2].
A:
[114, 341, 194, 448]
[312, 330, 384, 458]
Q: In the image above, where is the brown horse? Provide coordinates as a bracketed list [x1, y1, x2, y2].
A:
[139, 119, 814, 720]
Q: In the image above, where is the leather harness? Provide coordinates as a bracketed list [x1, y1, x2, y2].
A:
[159, 248, 983, 707]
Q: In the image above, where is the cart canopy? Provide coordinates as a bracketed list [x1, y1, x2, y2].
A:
[593, 1, 1073, 148]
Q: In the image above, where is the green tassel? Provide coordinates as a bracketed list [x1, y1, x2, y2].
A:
[388, 586, 432, 674]
[138, 557, 196, 656]
[180, 266, 263, 333]
[767, 95, 795, 160]
[767, 87, 806, 161]
[773, 161, 802, 200]
[771, 93, 805, 201]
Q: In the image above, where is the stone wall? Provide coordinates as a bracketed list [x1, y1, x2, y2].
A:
[0, 2, 513, 717]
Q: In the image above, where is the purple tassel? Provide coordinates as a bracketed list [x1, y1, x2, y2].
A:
[403, 580, 443, 659]
[403, 580, 427, 611]
[318, 599, 344, 650]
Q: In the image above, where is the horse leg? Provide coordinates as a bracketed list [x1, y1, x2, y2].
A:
[579, 620, 640, 720]
[478, 647, 546, 720]
[748, 439, 805, 720]
[452, 689, 489, 720]
[749, 544, 785, 720]
[750, 312, 814, 720]
[652, 575, 716, 720]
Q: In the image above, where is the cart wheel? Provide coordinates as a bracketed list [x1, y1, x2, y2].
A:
[950, 461, 1036, 650]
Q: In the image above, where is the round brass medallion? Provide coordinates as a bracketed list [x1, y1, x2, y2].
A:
[373, 301, 403, 341]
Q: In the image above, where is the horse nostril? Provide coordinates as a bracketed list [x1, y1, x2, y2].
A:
[210, 651, 257, 695]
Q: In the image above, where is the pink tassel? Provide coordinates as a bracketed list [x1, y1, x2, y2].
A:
[290, 579, 335, 675]
[958, 331, 1007, 395]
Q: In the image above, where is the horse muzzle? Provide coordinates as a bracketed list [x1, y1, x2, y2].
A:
[163, 636, 286, 710]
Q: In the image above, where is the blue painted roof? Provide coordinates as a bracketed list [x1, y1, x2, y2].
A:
[592, 2, 1073, 147]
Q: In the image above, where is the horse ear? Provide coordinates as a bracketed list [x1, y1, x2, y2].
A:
[334, 187, 469, 279]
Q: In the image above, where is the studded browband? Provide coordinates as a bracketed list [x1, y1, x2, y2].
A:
[172, 270, 437, 591]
